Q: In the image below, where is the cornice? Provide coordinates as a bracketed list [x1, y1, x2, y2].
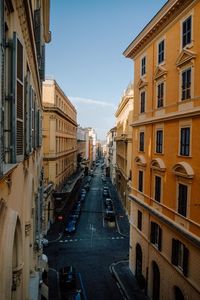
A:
[131, 107, 200, 127]
[43, 106, 77, 127]
[129, 193, 200, 248]
[123, 0, 194, 59]
[115, 95, 133, 117]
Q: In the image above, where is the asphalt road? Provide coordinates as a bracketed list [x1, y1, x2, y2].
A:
[46, 165, 130, 300]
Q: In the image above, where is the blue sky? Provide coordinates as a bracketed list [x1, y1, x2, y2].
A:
[46, 0, 166, 140]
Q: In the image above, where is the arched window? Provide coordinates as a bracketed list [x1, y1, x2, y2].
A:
[174, 286, 184, 300]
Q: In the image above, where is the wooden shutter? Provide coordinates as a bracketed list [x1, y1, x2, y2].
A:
[171, 239, 178, 266]
[32, 91, 35, 149]
[29, 86, 33, 152]
[24, 72, 31, 155]
[183, 246, 189, 277]
[12, 33, 24, 162]
[158, 227, 162, 251]
[38, 109, 42, 146]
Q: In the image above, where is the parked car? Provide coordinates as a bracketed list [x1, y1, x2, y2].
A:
[104, 198, 112, 207]
[80, 188, 86, 194]
[84, 183, 90, 191]
[59, 266, 77, 290]
[104, 211, 115, 222]
[103, 187, 110, 197]
[65, 220, 76, 234]
[80, 194, 86, 203]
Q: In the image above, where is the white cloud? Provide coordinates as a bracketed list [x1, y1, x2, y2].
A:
[69, 96, 115, 108]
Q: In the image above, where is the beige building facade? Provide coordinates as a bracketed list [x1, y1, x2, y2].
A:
[124, 0, 200, 299]
[42, 79, 77, 191]
[115, 82, 133, 217]
[0, 1, 50, 299]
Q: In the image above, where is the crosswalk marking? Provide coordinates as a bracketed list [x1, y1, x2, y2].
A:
[59, 236, 125, 243]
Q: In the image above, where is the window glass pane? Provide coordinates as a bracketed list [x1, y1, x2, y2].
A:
[178, 184, 188, 217]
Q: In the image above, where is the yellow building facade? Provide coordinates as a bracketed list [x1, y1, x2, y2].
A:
[115, 82, 133, 217]
[124, 0, 200, 299]
[42, 79, 77, 191]
[0, 1, 50, 299]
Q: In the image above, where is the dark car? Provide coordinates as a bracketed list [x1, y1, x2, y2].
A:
[84, 183, 90, 191]
[65, 220, 76, 234]
[103, 187, 110, 197]
[104, 211, 115, 222]
[104, 198, 112, 207]
[59, 266, 76, 290]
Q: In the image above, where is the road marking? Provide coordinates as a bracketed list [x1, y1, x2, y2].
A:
[59, 236, 125, 243]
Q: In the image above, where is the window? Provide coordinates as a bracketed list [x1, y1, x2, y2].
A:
[180, 127, 190, 156]
[140, 91, 145, 113]
[181, 68, 191, 100]
[155, 176, 161, 202]
[139, 132, 144, 152]
[158, 40, 165, 64]
[178, 183, 188, 217]
[150, 222, 162, 251]
[141, 56, 146, 76]
[138, 170, 143, 192]
[137, 210, 142, 231]
[157, 82, 164, 108]
[156, 130, 163, 153]
[182, 16, 192, 48]
[171, 239, 189, 276]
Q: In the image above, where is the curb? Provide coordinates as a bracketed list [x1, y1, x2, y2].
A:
[110, 260, 130, 300]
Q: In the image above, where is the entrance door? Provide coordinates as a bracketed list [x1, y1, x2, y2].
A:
[152, 261, 160, 300]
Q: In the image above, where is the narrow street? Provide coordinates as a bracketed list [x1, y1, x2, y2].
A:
[45, 164, 130, 300]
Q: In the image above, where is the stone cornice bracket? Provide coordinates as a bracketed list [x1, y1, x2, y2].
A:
[176, 49, 196, 69]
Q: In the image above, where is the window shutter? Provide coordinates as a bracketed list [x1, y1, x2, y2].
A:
[171, 239, 178, 266]
[29, 86, 33, 152]
[35, 102, 38, 147]
[183, 246, 189, 277]
[38, 109, 42, 146]
[12, 33, 24, 162]
[34, 9, 41, 65]
[24, 73, 31, 155]
[32, 91, 35, 149]
[158, 227, 162, 251]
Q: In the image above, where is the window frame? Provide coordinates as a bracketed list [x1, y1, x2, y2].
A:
[177, 182, 188, 217]
[150, 222, 162, 251]
[139, 131, 144, 152]
[156, 129, 163, 154]
[179, 126, 190, 156]
[138, 170, 144, 193]
[140, 55, 146, 77]
[181, 67, 191, 101]
[158, 39, 165, 65]
[182, 15, 192, 49]
[140, 90, 146, 114]
[137, 210, 142, 231]
[154, 175, 162, 203]
[157, 81, 164, 108]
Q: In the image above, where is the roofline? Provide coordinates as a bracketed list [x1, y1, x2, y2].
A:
[123, 0, 194, 59]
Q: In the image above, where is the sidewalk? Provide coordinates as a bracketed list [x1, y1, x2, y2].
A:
[107, 178, 129, 237]
[111, 261, 149, 300]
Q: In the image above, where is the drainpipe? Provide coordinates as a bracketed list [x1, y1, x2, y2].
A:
[0, 0, 4, 176]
